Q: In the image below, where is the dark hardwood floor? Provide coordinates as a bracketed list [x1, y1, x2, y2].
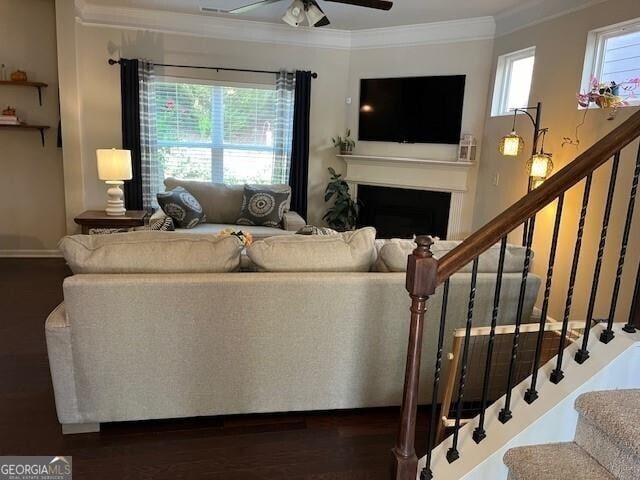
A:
[0, 259, 429, 479]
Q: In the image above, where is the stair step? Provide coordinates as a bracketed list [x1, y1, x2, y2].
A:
[504, 442, 615, 480]
[574, 389, 640, 479]
[574, 390, 640, 457]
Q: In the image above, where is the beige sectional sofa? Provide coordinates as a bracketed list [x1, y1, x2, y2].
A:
[47, 230, 541, 433]
[162, 178, 306, 238]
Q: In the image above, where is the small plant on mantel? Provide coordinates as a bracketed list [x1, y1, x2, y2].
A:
[332, 129, 356, 155]
[323, 167, 360, 231]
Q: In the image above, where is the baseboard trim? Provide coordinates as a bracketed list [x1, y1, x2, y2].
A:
[0, 249, 62, 258]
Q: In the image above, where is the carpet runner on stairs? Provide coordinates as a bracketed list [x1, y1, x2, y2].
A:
[504, 389, 640, 480]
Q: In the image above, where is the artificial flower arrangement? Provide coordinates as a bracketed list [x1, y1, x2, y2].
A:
[216, 228, 253, 247]
[563, 76, 640, 148]
[577, 76, 640, 113]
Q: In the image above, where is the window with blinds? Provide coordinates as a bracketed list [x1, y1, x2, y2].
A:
[582, 19, 640, 105]
[154, 79, 287, 187]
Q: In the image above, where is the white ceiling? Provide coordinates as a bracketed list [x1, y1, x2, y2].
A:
[84, 0, 538, 30]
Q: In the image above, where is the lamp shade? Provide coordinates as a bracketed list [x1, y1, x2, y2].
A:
[97, 149, 132, 181]
[528, 153, 553, 178]
[499, 131, 524, 156]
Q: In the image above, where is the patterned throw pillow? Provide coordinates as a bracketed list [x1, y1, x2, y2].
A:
[237, 186, 290, 228]
[157, 186, 206, 229]
[149, 215, 175, 231]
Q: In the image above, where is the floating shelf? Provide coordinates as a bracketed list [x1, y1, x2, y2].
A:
[0, 124, 50, 146]
[0, 80, 48, 105]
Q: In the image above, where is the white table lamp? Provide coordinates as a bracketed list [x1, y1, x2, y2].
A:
[97, 149, 132, 216]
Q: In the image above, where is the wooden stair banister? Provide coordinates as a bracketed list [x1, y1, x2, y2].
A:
[392, 108, 640, 480]
[437, 109, 640, 284]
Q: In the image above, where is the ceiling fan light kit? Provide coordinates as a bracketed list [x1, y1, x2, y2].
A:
[305, 4, 327, 27]
[225, 0, 392, 28]
[282, 0, 306, 27]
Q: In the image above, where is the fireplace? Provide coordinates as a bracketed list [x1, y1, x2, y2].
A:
[356, 185, 451, 239]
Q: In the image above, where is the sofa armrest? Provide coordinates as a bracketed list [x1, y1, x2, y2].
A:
[282, 211, 306, 231]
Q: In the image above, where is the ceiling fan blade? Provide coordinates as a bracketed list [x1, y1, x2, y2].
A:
[324, 0, 392, 10]
[315, 16, 331, 27]
[227, 0, 284, 14]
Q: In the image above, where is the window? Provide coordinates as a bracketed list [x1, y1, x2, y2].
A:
[581, 18, 640, 105]
[491, 47, 536, 117]
[154, 79, 291, 189]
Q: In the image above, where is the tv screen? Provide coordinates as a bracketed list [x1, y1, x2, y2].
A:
[358, 75, 466, 144]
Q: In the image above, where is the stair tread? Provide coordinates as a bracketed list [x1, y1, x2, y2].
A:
[504, 442, 615, 480]
[575, 389, 640, 457]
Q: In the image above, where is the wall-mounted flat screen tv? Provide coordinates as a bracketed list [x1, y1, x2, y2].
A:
[358, 75, 466, 144]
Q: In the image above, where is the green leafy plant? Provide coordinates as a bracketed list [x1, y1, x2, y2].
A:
[331, 129, 356, 154]
[323, 167, 360, 230]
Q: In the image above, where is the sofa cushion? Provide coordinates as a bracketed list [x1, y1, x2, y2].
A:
[237, 185, 290, 228]
[374, 239, 529, 273]
[247, 227, 377, 272]
[164, 178, 291, 224]
[59, 231, 244, 274]
[157, 186, 206, 228]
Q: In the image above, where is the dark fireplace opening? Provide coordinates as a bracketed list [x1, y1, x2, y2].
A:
[356, 185, 450, 239]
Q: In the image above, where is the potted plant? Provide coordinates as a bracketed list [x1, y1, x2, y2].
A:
[323, 167, 360, 231]
[332, 129, 356, 155]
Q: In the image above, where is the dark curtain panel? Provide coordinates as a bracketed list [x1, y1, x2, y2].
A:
[288, 70, 312, 220]
[119, 58, 144, 210]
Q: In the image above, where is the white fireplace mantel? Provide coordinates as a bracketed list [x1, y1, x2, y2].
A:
[337, 154, 476, 239]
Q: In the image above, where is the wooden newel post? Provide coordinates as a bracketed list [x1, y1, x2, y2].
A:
[392, 236, 439, 480]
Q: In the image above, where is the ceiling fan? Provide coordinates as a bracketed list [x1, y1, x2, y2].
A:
[202, 0, 393, 28]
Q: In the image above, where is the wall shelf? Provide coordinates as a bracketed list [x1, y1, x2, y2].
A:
[0, 124, 50, 146]
[0, 80, 48, 105]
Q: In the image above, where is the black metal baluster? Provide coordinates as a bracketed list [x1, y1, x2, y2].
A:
[472, 236, 507, 443]
[575, 154, 619, 355]
[499, 215, 536, 423]
[446, 257, 479, 464]
[600, 146, 640, 342]
[524, 194, 564, 403]
[421, 279, 450, 480]
[623, 262, 640, 334]
[551, 174, 593, 381]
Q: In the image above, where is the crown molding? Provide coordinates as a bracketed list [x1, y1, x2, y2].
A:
[75, 0, 608, 48]
[495, 0, 609, 37]
[350, 17, 495, 50]
[75, 1, 495, 50]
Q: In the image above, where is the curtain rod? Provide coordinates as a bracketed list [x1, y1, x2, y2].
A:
[108, 58, 318, 78]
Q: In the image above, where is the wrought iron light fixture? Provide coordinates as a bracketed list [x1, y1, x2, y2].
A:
[499, 102, 553, 192]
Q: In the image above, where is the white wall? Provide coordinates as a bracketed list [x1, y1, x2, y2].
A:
[0, 0, 66, 254]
